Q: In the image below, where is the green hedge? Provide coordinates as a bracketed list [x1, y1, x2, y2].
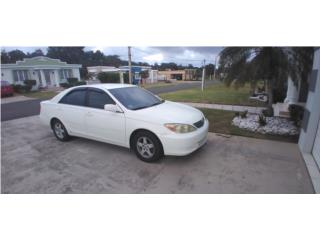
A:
[23, 79, 37, 92]
[97, 72, 120, 83]
[60, 80, 86, 89]
[12, 84, 30, 93]
[67, 77, 79, 85]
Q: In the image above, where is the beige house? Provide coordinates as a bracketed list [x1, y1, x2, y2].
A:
[157, 69, 197, 81]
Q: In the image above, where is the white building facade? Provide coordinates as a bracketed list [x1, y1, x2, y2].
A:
[298, 48, 320, 192]
[1, 56, 82, 88]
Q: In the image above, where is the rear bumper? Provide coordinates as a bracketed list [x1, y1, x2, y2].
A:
[159, 119, 209, 156]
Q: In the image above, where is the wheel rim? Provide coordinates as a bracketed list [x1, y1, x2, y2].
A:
[54, 122, 65, 139]
[136, 136, 155, 159]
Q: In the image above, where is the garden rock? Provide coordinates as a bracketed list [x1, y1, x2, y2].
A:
[232, 114, 299, 135]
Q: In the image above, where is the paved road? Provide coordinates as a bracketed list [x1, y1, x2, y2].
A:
[1, 99, 42, 122]
[1, 81, 219, 122]
[1, 116, 313, 193]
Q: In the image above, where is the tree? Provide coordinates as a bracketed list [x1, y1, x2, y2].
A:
[205, 64, 215, 79]
[47, 47, 85, 64]
[1, 49, 26, 63]
[27, 49, 44, 58]
[1, 50, 10, 63]
[219, 47, 314, 107]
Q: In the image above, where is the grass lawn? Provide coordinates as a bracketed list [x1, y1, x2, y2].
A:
[160, 83, 266, 107]
[200, 108, 298, 143]
[23, 90, 59, 100]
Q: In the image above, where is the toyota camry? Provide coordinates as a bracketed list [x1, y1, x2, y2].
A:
[40, 84, 209, 162]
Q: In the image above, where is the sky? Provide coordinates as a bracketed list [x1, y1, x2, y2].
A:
[2, 46, 222, 67]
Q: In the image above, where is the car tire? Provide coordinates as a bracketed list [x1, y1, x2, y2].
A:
[52, 119, 70, 142]
[132, 131, 163, 163]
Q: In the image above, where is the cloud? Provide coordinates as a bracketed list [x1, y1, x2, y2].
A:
[143, 53, 164, 63]
[2, 46, 223, 67]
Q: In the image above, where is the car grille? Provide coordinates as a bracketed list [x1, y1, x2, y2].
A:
[194, 118, 204, 128]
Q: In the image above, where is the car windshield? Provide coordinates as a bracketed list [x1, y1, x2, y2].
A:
[109, 87, 164, 110]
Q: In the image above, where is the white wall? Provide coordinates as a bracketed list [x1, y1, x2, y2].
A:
[72, 68, 81, 81]
[299, 48, 320, 153]
[1, 69, 14, 84]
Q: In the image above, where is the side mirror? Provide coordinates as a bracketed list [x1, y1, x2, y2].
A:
[104, 104, 123, 113]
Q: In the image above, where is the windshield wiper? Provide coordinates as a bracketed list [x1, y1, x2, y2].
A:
[132, 106, 149, 110]
[132, 100, 165, 110]
[149, 99, 165, 107]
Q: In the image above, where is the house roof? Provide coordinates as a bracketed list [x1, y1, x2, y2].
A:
[1, 56, 82, 69]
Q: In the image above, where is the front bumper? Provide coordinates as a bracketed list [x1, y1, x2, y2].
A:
[159, 119, 209, 156]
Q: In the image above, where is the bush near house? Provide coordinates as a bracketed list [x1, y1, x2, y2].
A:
[12, 79, 37, 93]
[262, 106, 274, 117]
[60, 78, 86, 89]
[289, 104, 304, 127]
[67, 77, 79, 85]
[24, 79, 37, 92]
[59, 78, 86, 89]
[97, 72, 120, 83]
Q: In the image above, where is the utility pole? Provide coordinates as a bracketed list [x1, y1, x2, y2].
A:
[201, 59, 206, 91]
[213, 54, 219, 81]
[128, 46, 132, 84]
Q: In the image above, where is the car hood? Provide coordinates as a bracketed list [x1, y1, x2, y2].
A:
[127, 101, 204, 125]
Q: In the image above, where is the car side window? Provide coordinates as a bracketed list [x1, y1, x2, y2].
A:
[87, 89, 115, 109]
[59, 89, 87, 106]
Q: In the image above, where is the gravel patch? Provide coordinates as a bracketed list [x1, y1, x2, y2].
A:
[232, 114, 299, 135]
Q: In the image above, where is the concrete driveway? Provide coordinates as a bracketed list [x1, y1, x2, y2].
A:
[1, 116, 314, 193]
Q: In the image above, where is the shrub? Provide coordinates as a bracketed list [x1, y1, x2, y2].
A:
[262, 106, 274, 117]
[24, 79, 37, 87]
[12, 84, 23, 93]
[60, 83, 71, 89]
[67, 77, 79, 85]
[273, 88, 286, 103]
[75, 81, 86, 86]
[140, 70, 149, 79]
[123, 72, 129, 83]
[23, 79, 37, 92]
[240, 110, 248, 119]
[97, 72, 120, 83]
[258, 114, 267, 126]
[12, 84, 30, 93]
[288, 104, 304, 127]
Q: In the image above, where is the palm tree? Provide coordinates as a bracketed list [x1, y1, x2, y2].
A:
[219, 47, 314, 107]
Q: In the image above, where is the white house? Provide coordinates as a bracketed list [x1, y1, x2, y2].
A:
[87, 65, 152, 84]
[298, 47, 320, 192]
[1, 56, 82, 88]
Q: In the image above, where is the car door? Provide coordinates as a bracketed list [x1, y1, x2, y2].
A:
[85, 88, 126, 146]
[57, 88, 87, 136]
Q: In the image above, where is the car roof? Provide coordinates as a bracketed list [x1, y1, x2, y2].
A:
[50, 83, 137, 103]
[84, 83, 136, 91]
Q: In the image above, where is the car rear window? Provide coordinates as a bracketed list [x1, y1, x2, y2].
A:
[59, 89, 86, 106]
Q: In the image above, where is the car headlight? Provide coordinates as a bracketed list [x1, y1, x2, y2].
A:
[164, 123, 197, 133]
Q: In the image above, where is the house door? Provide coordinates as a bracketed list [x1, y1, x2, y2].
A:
[312, 118, 320, 167]
[43, 70, 53, 87]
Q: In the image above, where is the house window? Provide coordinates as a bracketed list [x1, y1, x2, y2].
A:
[13, 70, 30, 83]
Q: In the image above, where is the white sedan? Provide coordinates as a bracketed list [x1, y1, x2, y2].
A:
[40, 84, 209, 162]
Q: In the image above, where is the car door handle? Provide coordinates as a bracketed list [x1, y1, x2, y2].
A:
[86, 112, 93, 117]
